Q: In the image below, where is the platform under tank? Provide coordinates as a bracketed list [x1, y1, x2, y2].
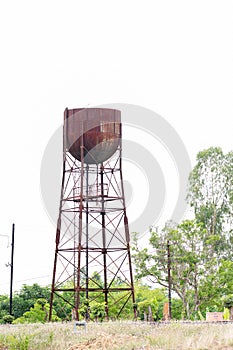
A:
[65, 108, 121, 164]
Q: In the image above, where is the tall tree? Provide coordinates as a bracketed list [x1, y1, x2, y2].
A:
[187, 147, 233, 258]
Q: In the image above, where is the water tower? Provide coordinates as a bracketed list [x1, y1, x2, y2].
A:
[49, 108, 136, 320]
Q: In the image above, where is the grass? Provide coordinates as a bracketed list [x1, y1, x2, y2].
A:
[0, 321, 233, 350]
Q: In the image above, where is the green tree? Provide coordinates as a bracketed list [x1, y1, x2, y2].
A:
[199, 260, 233, 313]
[134, 283, 166, 321]
[0, 295, 10, 321]
[13, 298, 60, 324]
[170, 298, 183, 320]
[187, 147, 233, 258]
[12, 283, 50, 319]
[89, 301, 106, 322]
[132, 219, 214, 319]
[185, 147, 233, 317]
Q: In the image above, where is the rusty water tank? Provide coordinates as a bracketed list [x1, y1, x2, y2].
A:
[65, 108, 121, 164]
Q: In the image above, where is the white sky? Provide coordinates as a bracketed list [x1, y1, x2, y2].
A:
[0, 1, 232, 294]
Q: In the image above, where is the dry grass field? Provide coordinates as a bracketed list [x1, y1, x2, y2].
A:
[0, 321, 233, 350]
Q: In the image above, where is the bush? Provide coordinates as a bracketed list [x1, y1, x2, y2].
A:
[13, 298, 60, 324]
[3, 314, 15, 324]
[222, 294, 233, 309]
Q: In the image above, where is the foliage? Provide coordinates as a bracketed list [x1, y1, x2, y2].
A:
[132, 219, 216, 318]
[12, 283, 50, 319]
[222, 295, 233, 320]
[66, 272, 137, 321]
[49, 275, 167, 321]
[169, 298, 183, 320]
[222, 294, 233, 309]
[187, 147, 233, 259]
[0, 294, 10, 321]
[3, 314, 15, 324]
[197, 259, 233, 313]
[13, 298, 60, 324]
[89, 301, 106, 321]
[132, 147, 233, 320]
[186, 147, 233, 318]
[0, 279, 167, 323]
[134, 283, 166, 321]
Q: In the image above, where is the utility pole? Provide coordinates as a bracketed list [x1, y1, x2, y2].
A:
[9, 223, 15, 316]
[167, 239, 172, 320]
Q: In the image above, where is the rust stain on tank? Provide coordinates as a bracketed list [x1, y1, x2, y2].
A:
[65, 108, 121, 164]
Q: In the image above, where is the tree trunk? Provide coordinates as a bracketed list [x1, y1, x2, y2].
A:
[181, 297, 190, 320]
[230, 307, 233, 321]
[194, 263, 200, 312]
[181, 299, 186, 319]
[148, 306, 153, 322]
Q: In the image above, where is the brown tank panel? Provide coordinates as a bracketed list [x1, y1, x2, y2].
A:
[65, 108, 121, 164]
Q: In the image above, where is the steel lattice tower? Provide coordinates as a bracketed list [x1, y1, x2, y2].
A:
[49, 108, 136, 321]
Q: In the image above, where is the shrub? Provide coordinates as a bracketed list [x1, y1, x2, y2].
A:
[3, 314, 15, 324]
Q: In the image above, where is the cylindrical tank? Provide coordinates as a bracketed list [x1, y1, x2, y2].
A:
[65, 108, 121, 164]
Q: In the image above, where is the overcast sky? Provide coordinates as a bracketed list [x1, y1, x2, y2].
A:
[0, 1, 232, 294]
